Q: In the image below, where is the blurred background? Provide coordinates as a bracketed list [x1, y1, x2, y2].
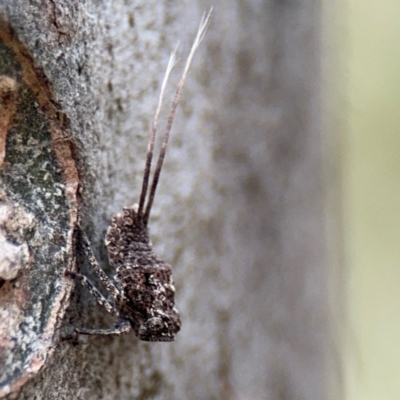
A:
[344, 1, 400, 399]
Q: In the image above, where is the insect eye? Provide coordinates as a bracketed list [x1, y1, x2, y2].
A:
[148, 317, 163, 331]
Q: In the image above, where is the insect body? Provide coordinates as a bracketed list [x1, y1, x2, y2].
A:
[66, 11, 211, 342]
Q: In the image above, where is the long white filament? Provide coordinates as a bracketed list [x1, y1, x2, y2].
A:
[143, 8, 213, 224]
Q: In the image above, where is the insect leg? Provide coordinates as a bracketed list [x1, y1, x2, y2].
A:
[78, 226, 121, 303]
[74, 317, 131, 337]
[66, 270, 119, 317]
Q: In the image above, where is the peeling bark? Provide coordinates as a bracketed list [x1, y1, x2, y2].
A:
[0, 12, 79, 397]
[0, 76, 17, 167]
[0, 1, 337, 399]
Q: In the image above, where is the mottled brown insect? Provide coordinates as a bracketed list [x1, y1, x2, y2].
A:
[66, 11, 211, 342]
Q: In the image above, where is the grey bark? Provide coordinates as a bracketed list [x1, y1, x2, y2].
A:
[0, 1, 337, 399]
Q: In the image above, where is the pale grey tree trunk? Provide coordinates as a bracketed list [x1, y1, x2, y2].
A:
[0, 1, 337, 399]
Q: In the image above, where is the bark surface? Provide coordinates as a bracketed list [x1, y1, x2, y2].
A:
[0, 1, 333, 399]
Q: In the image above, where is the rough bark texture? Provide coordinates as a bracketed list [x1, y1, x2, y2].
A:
[0, 0, 332, 399]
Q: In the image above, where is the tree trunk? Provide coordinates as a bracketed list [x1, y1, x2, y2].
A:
[0, 1, 335, 399]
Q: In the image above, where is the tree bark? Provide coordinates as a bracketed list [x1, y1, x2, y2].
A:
[0, 1, 335, 399]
